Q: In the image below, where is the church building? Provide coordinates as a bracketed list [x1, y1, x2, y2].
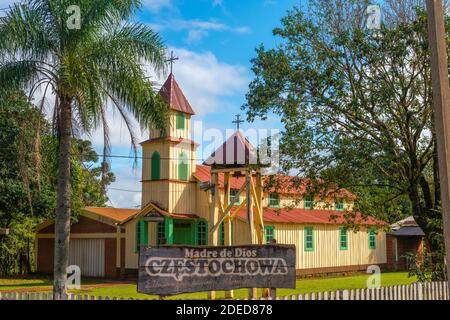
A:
[35, 72, 388, 278]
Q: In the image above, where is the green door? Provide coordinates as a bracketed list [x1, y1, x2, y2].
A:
[173, 221, 194, 245]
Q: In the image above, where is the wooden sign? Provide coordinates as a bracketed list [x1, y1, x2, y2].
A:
[0, 228, 9, 235]
[138, 244, 296, 296]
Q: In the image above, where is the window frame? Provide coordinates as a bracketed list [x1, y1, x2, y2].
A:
[268, 193, 280, 208]
[157, 219, 166, 245]
[304, 226, 314, 252]
[339, 227, 348, 250]
[230, 189, 240, 205]
[335, 200, 344, 211]
[368, 229, 376, 250]
[304, 196, 314, 210]
[197, 220, 208, 245]
[264, 226, 276, 244]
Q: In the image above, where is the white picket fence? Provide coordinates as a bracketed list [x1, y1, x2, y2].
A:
[0, 281, 448, 300]
[260, 281, 449, 300]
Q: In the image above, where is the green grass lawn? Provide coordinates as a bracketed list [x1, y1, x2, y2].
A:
[0, 272, 417, 300]
[0, 277, 102, 292]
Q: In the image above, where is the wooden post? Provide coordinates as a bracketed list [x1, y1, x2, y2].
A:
[269, 288, 277, 299]
[245, 171, 257, 299]
[208, 172, 219, 300]
[223, 172, 234, 299]
[426, 0, 450, 296]
[246, 171, 254, 243]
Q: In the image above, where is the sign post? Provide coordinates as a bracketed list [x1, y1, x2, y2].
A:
[138, 245, 296, 297]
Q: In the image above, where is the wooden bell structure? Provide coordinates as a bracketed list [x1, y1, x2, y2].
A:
[203, 130, 268, 299]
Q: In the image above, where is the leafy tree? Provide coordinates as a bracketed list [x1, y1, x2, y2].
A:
[0, 91, 116, 275]
[0, 0, 167, 298]
[244, 0, 449, 257]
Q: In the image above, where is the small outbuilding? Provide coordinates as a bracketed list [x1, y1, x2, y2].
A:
[386, 216, 426, 271]
[35, 207, 138, 278]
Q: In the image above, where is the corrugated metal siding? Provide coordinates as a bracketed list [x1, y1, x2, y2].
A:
[69, 239, 105, 277]
[234, 220, 386, 269]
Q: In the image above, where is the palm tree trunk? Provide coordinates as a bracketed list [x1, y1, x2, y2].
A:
[53, 96, 72, 300]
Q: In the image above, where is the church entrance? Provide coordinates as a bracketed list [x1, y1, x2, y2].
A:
[173, 221, 195, 245]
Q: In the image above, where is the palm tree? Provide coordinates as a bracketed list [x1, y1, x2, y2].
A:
[0, 0, 168, 299]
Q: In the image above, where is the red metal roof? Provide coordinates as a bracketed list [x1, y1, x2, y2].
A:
[141, 136, 199, 146]
[159, 73, 195, 115]
[82, 207, 139, 223]
[235, 207, 386, 226]
[203, 131, 258, 167]
[193, 165, 354, 198]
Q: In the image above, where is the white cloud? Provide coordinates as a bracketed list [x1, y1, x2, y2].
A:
[142, 0, 172, 12]
[186, 29, 209, 44]
[149, 18, 251, 42]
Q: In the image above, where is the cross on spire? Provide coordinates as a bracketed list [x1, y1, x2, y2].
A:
[232, 114, 244, 131]
[166, 50, 179, 74]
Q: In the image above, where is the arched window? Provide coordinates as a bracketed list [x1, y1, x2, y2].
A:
[178, 152, 188, 181]
[151, 151, 160, 180]
[176, 112, 185, 129]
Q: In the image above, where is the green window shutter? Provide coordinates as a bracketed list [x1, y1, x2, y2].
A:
[268, 193, 280, 208]
[176, 112, 185, 129]
[336, 200, 344, 211]
[368, 229, 376, 250]
[178, 152, 188, 181]
[264, 226, 275, 244]
[304, 226, 314, 251]
[151, 151, 161, 180]
[304, 196, 314, 210]
[165, 218, 174, 244]
[135, 218, 148, 253]
[197, 220, 208, 245]
[340, 227, 348, 250]
[135, 220, 140, 253]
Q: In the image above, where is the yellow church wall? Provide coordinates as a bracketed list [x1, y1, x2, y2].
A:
[124, 220, 157, 270]
[196, 186, 211, 220]
[233, 219, 386, 270]
[141, 180, 171, 209]
[169, 181, 197, 213]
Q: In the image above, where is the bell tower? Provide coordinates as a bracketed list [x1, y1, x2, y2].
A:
[141, 73, 198, 214]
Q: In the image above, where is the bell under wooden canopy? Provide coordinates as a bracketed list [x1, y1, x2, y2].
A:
[203, 131, 266, 170]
